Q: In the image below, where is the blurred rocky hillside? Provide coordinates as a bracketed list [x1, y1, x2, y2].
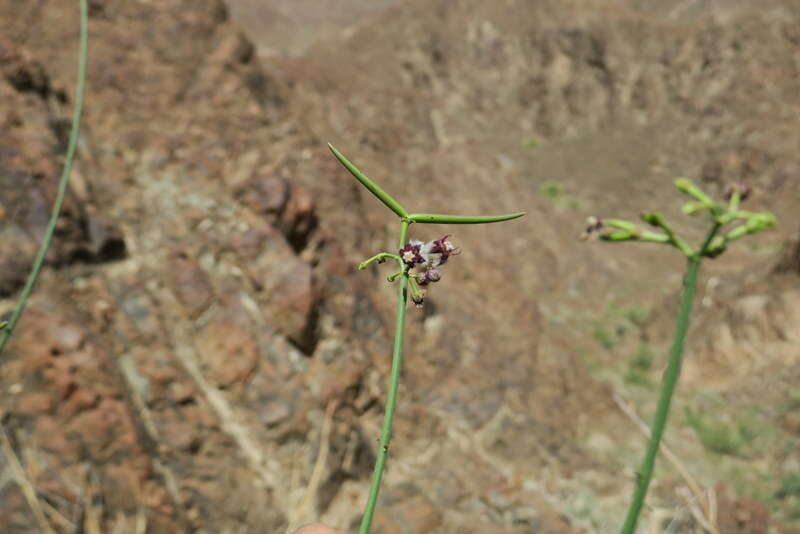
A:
[0, 0, 798, 532]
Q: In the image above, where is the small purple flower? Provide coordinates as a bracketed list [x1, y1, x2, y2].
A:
[411, 293, 425, 308]
[580, 216, 604, 240]
[724, 182, 752, 203]
[424, 235, 460, 266]
[399, 240, 425, 266]
[417, 267, 441, 286]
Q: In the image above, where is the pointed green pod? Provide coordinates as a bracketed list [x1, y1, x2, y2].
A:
[328, 144, 408, 218]
[674, 178, 714, 207]
[407, 212, 525, 224]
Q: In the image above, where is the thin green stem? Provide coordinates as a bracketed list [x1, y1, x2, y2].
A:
[359, 253, 401, 270]
[640, 213, 693, 256]
[619, 256, 700, 533]
[408, 212, 525, 224]
[620, 223, 720, 533]
[727, 192, 741, 215]
[0, 0, 88, 356]
[386, 271, 403, 282]
[397, 220, 410, 254]
[359, 219, 410, 534]
[638, 231, 671, 245]
[328, 144, 408, 219]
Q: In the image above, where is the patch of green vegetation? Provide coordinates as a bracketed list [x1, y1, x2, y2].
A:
[787, 500, 800, 521]
[592, 324, 617, 350]
[535, 178, 584, 211]
[788, 389, 800, 407]
[590, 302, 651, 353]
[524, 135, 543, 150]
[776, 474, 800, 499]
[684, 406, 755, 456]
[624, 343, 655, 387]
[539, 181, 562, 200]
[562, 483, 616, 532]
[606, 302, 650, 326]
[622, 306, 649, 325]
[729, 465, 774, 503]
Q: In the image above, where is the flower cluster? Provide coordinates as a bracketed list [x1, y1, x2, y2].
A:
[399, 236, 460, 307]
[400, 235, 460, 268]
[580, 216, 604, 240]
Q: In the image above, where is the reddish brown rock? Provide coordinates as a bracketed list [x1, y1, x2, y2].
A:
[14, 391, 52, 415]
[160, 418, 200, 452]
[717, 485, 772, 534]
[67, 397, 136, 458]
[280, 183, 318, 251]
[46, 320, 85, 353]
[62, 388, 100, 417]
[31, 415, 81, 462]
[104, 461, 147, 510]
[168, 380, 195, 404]
[231, 222, 279, 260]
[261, 257, 318, 353]
[236, 176, 289, 216]
[371, 485, 444, 534]
[42, 356, 77, 400]
[196, 321, 258, 387]
[167, 251, 215, 316]
[84, 212, 127, 260]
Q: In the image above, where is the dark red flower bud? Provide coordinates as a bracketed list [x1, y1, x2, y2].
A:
[724, 183, 752, 203]
[417, 267, 441, 286]
[580, 216, 604, 240]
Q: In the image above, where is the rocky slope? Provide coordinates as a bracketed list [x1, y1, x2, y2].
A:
[0, 0, 798, 532]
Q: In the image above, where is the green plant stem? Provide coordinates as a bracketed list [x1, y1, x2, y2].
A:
[359, 253, 401, 270]
[359, 219, 410, 534]
[0, 0, 88, 356]
[620, 223, 719, 533]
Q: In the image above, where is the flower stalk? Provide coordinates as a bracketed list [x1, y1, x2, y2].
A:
[329, 144, 523, 534]
[0, 0, 88, 356]
[359, 219, 410, 533]
[584, 179, 775, 534]
[619, 225, 715, 534]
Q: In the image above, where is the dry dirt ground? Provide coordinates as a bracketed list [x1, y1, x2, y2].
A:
[0, 0, 799, 532]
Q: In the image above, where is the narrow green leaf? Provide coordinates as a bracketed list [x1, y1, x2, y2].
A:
[674, 178, 713, 206]
[600, 232, 636, 242]
[328, 144, 408, 218]
[640, 212, 665, 227]
[639, 231, 670, 244]
[681, 201, 706, 216]
[606, 219, 639, 232]
[408, 212, 525, 225]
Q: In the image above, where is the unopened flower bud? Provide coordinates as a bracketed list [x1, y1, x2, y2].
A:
[724, 182, 752, 203]
[418, 267, 441, 286]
